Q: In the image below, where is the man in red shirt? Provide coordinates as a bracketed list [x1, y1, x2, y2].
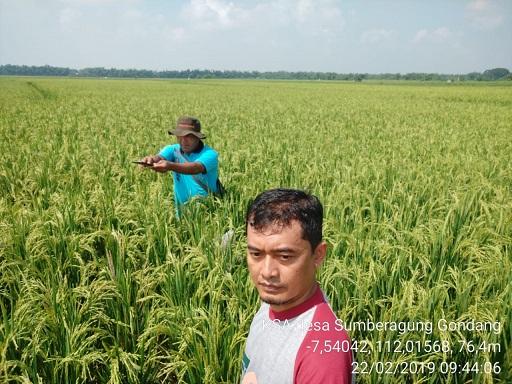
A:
[242, 188, 353, 384]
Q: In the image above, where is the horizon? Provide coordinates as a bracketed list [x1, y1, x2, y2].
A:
[2, 63, 510, 76]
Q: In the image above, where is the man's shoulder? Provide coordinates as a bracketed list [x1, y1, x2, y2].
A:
[313, 301, 340, 323]
[309, 297, 349, 339]
[194, 144, 218, 164]
[295, 302, 353, 383]
[159, 144, 179, 159]
[201, 144, 218, 155]
[160, 143, 179, 153]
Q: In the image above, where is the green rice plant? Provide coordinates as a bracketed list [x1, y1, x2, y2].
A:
[0, 77, 510, 383]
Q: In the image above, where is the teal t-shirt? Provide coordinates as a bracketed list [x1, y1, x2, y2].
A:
[159, 143, 219, 206]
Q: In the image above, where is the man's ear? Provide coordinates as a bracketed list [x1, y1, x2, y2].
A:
[313, 241, 327, 268]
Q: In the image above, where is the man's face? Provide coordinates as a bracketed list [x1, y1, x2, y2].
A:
[246, 220, 326, 312]
[177, 134, 200, 153]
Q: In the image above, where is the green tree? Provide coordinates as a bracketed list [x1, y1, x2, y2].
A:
[482, 68, 510, 80]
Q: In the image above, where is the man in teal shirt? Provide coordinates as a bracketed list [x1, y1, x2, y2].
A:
[141, 116, 219, 207]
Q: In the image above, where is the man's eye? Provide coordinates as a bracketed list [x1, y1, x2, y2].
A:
[280, 255, 293, 261]
[249, 252, 261, 258]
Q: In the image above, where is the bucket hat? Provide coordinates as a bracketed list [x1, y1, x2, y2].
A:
[168, 116, 206, 139]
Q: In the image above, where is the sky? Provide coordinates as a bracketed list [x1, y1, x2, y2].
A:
[0, 0, 511, 74]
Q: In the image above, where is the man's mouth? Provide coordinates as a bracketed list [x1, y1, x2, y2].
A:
[259, 282, 284, 293]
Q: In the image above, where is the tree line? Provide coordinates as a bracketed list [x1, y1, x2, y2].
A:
[0, 64, 510, 81]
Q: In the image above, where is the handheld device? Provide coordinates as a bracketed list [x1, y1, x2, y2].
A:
[132, 161, 153, 166]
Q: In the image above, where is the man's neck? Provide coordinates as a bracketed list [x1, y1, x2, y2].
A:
[181, 140, 204, 154]
[268, 284, 323, 321]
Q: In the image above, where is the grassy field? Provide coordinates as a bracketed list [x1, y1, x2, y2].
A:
[0, 77, 511, 383]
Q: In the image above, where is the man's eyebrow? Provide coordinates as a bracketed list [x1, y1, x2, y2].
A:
[273, 247, 297, 254]
[247, 245, 297, 253]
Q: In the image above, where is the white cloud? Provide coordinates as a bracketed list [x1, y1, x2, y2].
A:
[296, 0, 314, 22]
[178, 0, 344, 35]
[433, 27, 451, 39]
[360, 29, 393, 44]
[467, 0, 490, 12]
[413, 29, 428, 44]
[59, 7, 81, 27]
[413, 27, 452, 44]
[182, 0, 241, 29]
[163, 26, 186, 42]
[160, 0, 346, 70]
[466, 0, 503, 29]
[292, 0, 344, 36]
[59, 0, 140, 5]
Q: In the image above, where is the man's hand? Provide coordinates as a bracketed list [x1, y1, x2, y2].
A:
[152, 160, 171, 173]
[142, 155, 161, 165]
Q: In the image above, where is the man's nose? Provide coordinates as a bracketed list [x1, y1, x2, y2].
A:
[261, 256, 278, 279]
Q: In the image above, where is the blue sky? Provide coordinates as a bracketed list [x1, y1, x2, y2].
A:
[1, 0, 510, 73]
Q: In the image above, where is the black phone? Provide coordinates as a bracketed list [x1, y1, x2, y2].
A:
[132, 161, 153, 166]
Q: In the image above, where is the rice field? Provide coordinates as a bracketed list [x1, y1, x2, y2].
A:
[0, 77, 511, 383]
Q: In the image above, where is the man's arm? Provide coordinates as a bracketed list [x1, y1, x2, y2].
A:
[152, 160, 205, 174]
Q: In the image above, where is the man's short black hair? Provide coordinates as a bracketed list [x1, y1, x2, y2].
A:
[246, 188, 323, 250]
